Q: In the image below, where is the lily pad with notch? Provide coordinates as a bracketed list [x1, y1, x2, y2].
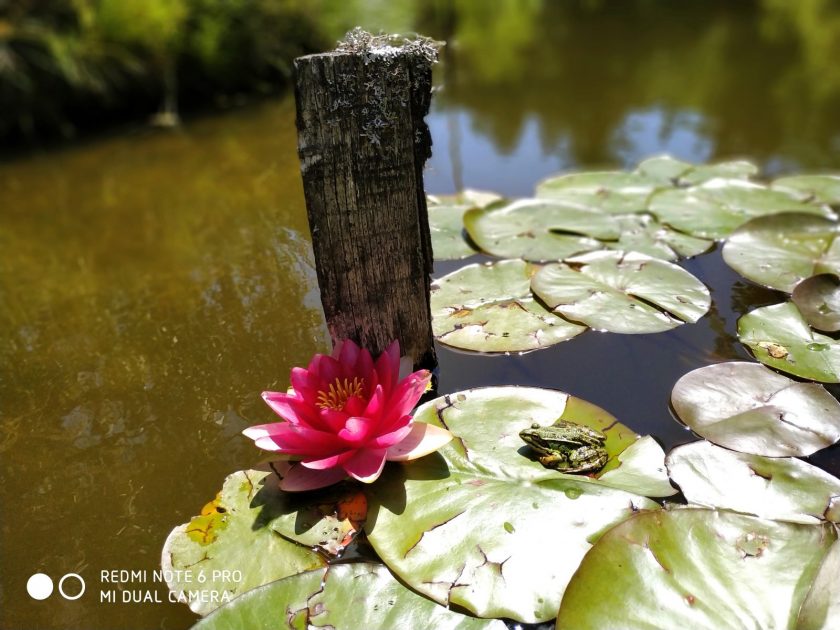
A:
[535, 170, 664, 214]
[722, 213, 840, 293]
[666, 440, 840, 524]
[431, 259, 586, 353]
[463, 198, 619, 261]
[737, 301, 840, 383]
[670, 361, 840, 456]
[427, 190, 503, 261]
[772, 174, 840, 206]
[365, 387, 664, 623]
[636, 155, 758, 186]
[556, 508, 837, 630]
[531, 250, 711, 334]
[609, 213, 713, 261]
[193, 564, 506, 630]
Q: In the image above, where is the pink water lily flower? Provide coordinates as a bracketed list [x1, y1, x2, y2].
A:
[243, 339, 452, 491]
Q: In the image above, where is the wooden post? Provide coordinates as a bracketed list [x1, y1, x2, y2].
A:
[294, 29, 438, 370]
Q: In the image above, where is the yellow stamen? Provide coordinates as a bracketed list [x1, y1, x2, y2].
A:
[316, 377, 365, 410]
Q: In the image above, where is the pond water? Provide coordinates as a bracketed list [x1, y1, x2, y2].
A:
[3, 2, 840, 628]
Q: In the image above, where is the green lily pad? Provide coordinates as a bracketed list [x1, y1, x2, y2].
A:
[722, 213, 840, 292]
[670, 361, 840, 456]
[636, 156, 758, 185]
[738, 302, 840, 383]
[666, 441, 840, 524]
[365, 387, 661, 623]
[650, 180, 831, 240]
[162, 469, 327, 616]
[536, 170, 661, 214]
[463, 198, 618, 261]
[792, 273, 840, 332]
[427, 191, 503, 261]
[797, 538, 840, 630]
[597, 436, 676, 497]
[556, 508, 837, 629]
[610, 213, 713, 261]
[772, 174, 840, 205]
[430, 259, 585, 352]
[531, 250, 711, 334]
[193, 564, 506, 630]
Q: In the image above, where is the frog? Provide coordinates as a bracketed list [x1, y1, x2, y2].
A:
[518, 419, 608, 473]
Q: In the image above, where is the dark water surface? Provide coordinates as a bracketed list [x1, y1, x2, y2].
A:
[3, 2, 840, 628]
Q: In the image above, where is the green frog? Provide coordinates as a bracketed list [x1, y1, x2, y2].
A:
[518, 419, 608, 473]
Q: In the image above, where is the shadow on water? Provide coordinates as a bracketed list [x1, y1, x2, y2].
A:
[3, 1, 840, 628]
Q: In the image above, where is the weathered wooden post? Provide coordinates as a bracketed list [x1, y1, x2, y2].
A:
[294, 29, 438, 370]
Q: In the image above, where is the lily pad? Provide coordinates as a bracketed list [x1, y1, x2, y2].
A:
[597, 436, 676, 497]
[536, 170, 662, 214]
[162, 469, 327, 615]
[556, 508, 837, 629]
[430, 259, 585, 353]
[650, 179, 831, 240]
[722, 213, 840, 292]
[772, 174, 840, 205]
[666, 441, 840, 524]
[792, 273, 840, 332]
[365, 387, 661, 623]
[463, 198, 618, 261]
[610, 213, 713, 261]
[738, 301, 840, 383]
[427, 190, 503, 261]
[670, 361, 840, 456]
[797, 538, 840, 630]
[193, 564, 506, 630]
[531, 250, 711, 334]
[637, 156, 758, 185]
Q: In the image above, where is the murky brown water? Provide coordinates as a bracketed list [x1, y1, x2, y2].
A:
[3, 2, 840, 628]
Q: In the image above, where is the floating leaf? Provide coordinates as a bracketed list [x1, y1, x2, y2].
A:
[193, 564, 506, 630]
[670, 361, 840, 456]
[792, 273, 840, 332]
[556, 508, 836, 629]
[536, 170, 661, 214]
[463, 198, 617, 261]
[597, 436, 676, 497]
[636, 156, 758, 185]
[797, 538, 840, 630]
[427, 191, 503, 261]
[738, 302, 840, 383]
[366, 387, 660, 623]
[650, 179, 831, 240]
[531, 250, 710, 334]
[430, 259, 585, 352]
[162, 469, 327, 615]
[666, 441, 840, 524]
[772, 174, 840, 205]
[722, 213, 840, 292]
[610, 213, 713, 261]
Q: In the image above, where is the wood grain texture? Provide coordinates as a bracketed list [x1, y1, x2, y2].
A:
[294, 31, 438, 369]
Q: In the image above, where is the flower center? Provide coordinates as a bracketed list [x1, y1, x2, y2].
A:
[316, 377, 365, 411]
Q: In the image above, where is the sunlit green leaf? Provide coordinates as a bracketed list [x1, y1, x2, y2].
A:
[722, 213, 840, 292]
[636, 156, 758, 185]
[193, 564, 506, 630]
[667, 440, 840, 524]
[536, 170, 661, 214]
[772, 175, 840, 205]
[162, 470, 326, 616]
[597, 436, 676, 497]
[557, 509, 836, 629]
[531, 250, 710, 334]
[427, 191, 503, 261]
[796, 538, 840, 630]
[610, 213, 713, 261]
[792, 273, 840, 332]
[431, 259, 585, 352]
[670, 361, 840, 455]
[366, 387, 660, 623]
[738, 302, 840, 383]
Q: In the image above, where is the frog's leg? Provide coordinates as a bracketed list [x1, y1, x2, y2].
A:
[538, 453, 570, 468]
[567, 447, 608, 473]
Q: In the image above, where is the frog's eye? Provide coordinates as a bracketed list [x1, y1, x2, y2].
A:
[530, 423, 540, 429]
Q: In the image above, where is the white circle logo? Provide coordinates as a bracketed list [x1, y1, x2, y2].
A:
[27, 573, 54, 600]
[58, 573, 86, 600]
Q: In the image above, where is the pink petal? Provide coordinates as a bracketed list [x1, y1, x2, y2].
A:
[338, 339, 360, 372]
[374, 412, 413, 440]
[300, 450, 353, 470]
[344, 395, 367, 417]
[370, 423, 413, 448]
[337, 416, 372, 445]
[280, 464, 348, 492]
[245, 422, 346, 455]
[313, 355, 342, 387]
[289, 367, 320, 401]
[375, 340, 400, 395]
[357, 347, 375, 386]
[382, 371, 431, 425]
[385, 423, 452, 461]
[261, 391, 318, 427]
[319, 408, 350, 433]
[342, 448, 387, 482]
[363, 384, 386, 420]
